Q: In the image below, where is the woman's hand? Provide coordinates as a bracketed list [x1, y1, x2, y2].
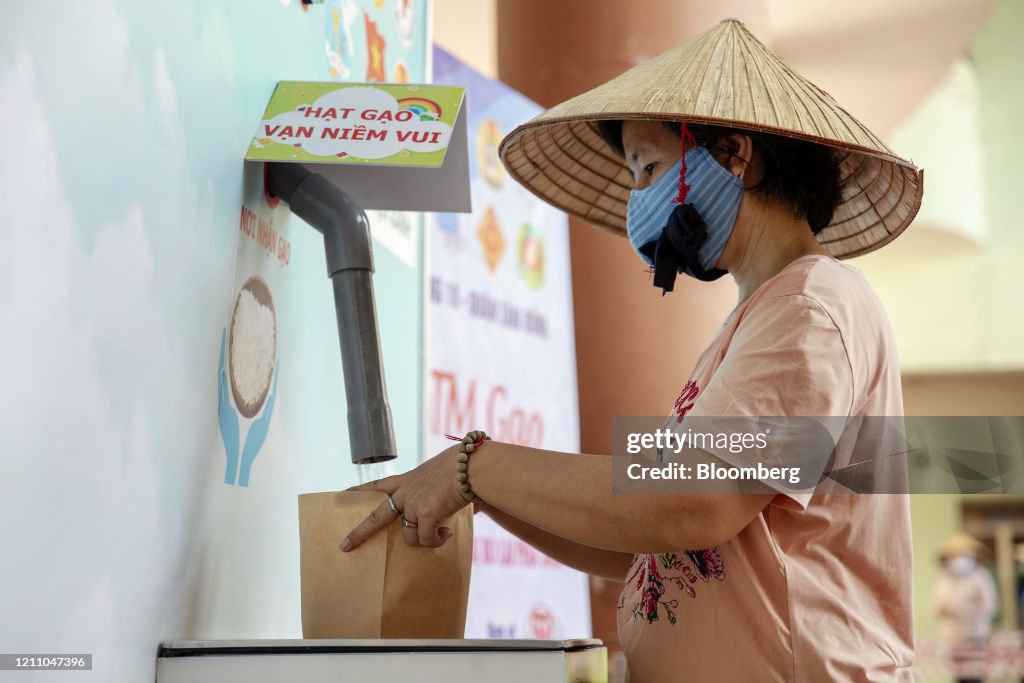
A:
[340, 444, 470, 552]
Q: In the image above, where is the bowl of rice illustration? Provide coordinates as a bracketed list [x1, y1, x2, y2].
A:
[228, 276, 276, 418]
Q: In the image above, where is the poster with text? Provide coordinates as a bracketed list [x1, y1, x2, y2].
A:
[428, 47, 591, 640]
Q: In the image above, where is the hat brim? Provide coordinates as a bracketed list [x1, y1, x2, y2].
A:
[497, 19, 924, 259]
[500, 114, 924, 260]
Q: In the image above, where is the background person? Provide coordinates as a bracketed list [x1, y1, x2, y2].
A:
[932, 532, 999, 683]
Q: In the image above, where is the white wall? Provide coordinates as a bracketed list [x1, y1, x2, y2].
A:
[854, 0, 1024, 372]
[433, 0, 497, 77]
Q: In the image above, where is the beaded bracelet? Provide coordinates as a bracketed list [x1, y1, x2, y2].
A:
[445, 430, 490, 502]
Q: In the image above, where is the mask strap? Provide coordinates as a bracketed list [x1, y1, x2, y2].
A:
[671, 122, 698, 206]
[711, 143, 751, 182]
[737, 154, 751, 182]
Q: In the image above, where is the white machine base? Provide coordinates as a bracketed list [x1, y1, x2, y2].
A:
[157, 639, 608, 683]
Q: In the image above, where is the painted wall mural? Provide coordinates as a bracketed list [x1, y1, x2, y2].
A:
[0, 2, 429, 681]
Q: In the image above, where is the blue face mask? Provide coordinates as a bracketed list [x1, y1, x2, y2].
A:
[626, 145, 744, 287]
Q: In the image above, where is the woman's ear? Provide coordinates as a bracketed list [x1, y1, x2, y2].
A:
[722, 134, 753, 178]
[708, 134, 753, 179]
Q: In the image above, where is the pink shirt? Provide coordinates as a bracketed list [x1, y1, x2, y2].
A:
[617, 255, 914, 682]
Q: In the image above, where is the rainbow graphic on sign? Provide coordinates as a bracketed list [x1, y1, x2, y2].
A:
[398, 97, 442, 121]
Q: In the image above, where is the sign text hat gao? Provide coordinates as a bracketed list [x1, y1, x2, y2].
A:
[498, 19, 924, 259]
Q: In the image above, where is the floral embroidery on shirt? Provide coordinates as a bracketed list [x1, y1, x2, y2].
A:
[673, 380, 700, 422]
[657, 380, 702, 463]
[623, 549, 726, 625]
[686, 548, 725, 581]
[623, 378, 724, 626]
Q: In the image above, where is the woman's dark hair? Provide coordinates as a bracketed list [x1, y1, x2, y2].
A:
[596, 120, 843, 234]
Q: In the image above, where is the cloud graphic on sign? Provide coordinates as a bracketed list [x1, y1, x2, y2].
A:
[258, 86, 453, 160]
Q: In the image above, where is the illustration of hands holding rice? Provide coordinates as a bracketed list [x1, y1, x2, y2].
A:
[218, 277, 278, 487]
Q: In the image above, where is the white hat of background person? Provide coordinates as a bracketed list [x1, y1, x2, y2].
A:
[938, 532, 987, 561]
[498, 18, 925, 260]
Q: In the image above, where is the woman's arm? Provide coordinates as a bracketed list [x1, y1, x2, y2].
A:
[342, 441, 773, 553]
[469, 444, 774, 554]
[482, 504, 634, 581]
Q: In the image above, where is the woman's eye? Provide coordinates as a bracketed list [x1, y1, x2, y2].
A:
[644, 163, 656, 176]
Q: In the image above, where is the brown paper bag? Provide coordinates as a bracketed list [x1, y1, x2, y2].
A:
[298, 491, 473, 638]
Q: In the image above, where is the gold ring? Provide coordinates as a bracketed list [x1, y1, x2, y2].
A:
[400, 516, 419, 529]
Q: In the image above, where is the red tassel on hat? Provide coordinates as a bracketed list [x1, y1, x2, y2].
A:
[672, 122, 698, 205]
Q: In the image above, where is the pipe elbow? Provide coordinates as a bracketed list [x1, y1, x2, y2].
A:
[265, 163, 374, 275]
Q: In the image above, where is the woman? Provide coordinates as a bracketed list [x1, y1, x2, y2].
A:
[343, 19, 921, 682]
[932, 533, 997, 683]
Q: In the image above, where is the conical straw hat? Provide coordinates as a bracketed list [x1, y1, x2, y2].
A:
[499, 19, 924, 259]
[938, 532, 986, 560]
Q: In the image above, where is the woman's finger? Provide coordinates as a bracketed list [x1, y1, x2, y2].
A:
[416, 517, 454, 548]
[416, 517, 439, 547]
[340, 498, 397, 552]
[401, 519, 420, 547]
[346, 475, 402, 494]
